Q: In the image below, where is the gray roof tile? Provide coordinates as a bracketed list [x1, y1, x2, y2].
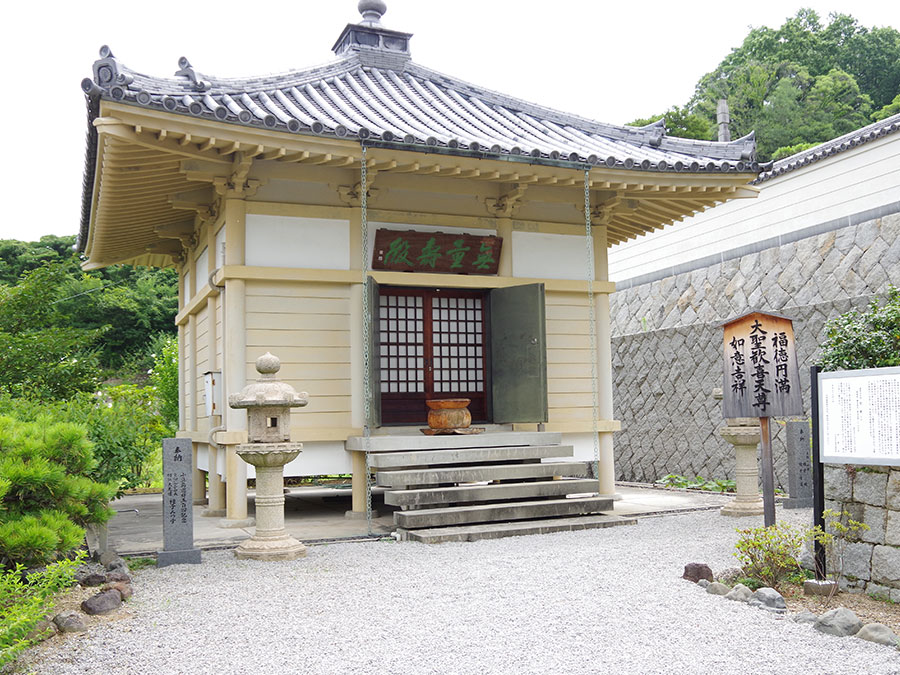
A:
[81, 39, 761, 174]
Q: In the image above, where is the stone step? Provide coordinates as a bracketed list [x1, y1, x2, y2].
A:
[345, 431, 562, 453]
[370, 445, 574, 469]
[394, 496, 614, 528]
[399, 514, 637, 544]
[375, 461, 589, 489]
[385, 478, 599, 507]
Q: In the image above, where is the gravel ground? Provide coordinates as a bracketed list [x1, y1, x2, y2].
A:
[21, 509, 900, 675]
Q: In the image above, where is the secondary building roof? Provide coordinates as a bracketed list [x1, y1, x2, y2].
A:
[78, 1, 762, 268]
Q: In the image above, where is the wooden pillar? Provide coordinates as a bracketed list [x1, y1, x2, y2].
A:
[497, 218, 513, 277]
[347, 210, 370, 516]
[221, 196, 251, 527]
[593, 225, 617, 497]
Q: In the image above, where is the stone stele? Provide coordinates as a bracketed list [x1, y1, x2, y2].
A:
[229, 353, 309, 561]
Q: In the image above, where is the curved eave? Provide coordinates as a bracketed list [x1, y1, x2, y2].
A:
[81, 104, 759, 270]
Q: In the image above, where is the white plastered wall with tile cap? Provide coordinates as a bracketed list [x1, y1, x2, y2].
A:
[608, 132, 900, 282]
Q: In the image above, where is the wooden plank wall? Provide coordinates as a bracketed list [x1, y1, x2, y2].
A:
[545, 290, 596, 424]
[244, 280, 353, 432]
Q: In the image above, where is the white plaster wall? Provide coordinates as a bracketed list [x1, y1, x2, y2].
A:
[512, 231, 591, 281]
[202, 443, 350, 479]
[182, 269, 191, 302]
[282, 443, 352, 478]
[245, 215, 350, 269]
[608, 133, 900, 281]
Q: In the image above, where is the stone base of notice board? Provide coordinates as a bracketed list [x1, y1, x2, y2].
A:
[157, 548, 202, 568]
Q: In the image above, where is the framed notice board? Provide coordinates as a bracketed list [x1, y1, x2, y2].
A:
[818, 366, 900, 466]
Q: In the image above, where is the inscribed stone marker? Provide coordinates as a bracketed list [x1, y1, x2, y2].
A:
[784, 421, 813, 509]
[157, 438, 201, 567]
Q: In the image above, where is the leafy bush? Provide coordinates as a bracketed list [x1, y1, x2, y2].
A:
[0, 386, 169, 496]
[734, 522, 811, 589]
[656, 474, 736, 492]
[817, 286, 900, 371]
[149, 334, 179, 434]
[0, 554, 82, 666]
[0, 416, 115, 567]
[65, 386, 169, 493]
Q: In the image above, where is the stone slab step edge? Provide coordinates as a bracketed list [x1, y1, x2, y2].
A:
[375, 461, 589, 488]
[370, 445, 574, 469]
[399, 514, 638, 544]
[345, 431, 562, 452]
[385, 478, 600, 507]
[394, 496, 615, 528]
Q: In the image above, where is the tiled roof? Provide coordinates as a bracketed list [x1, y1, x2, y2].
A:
[81, 17, 761, 176]
[754, 112, 900, 184]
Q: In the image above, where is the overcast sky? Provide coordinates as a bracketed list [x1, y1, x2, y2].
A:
[2, 0, 898, 243]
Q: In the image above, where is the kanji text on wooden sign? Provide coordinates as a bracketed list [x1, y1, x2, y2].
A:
[722, 311, 803, 418]
[372, 230, 502, 275]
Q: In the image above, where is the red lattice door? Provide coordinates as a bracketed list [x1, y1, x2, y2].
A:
[378, 287, 488, 425]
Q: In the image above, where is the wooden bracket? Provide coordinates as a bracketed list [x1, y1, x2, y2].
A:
[336, 168, 380, 207]
[212, 153, 260, 198]
[485, 184, 528, 217]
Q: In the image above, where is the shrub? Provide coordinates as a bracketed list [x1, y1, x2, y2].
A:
[64, 385, 169, 493]
[0, 554, 82, 666]
[817, 286, 900, 371]
[0, 416, 115, 567]
[734, 522, 811, 589]
[149, 334, 179, 434]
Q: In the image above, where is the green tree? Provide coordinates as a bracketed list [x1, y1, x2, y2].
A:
[628, 106, 712, 140]
[817, 286, 900, 371]
[0, 265, 101, 400]
[872, 92, 900, 122]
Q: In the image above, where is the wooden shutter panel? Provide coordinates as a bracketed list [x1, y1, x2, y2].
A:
[489, 283, 548, 423]
[365, 276, 382, 428]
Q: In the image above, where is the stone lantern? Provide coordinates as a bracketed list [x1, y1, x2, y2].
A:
[229, 353, 309, 560]
[714, 387, 764, 517]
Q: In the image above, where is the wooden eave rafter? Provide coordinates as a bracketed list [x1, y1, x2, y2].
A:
[85, 101, 761, 268]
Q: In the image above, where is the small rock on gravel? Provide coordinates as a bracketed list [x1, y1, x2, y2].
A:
[706, 582, 730, 596]
[103, 581, 133, 600]
[79, 572, 108, 587]
[793, 610, 818, 625]
[683, 563, 714, 583]
[99, 551, 120, 567]
[81, 589, 122, 615]
[697, 579, 710, 588]
[815, 608, 863, 637]
[725, 583, 752, 602]
[26, 619, 57, 642]
[856, 623, 900, 647]
[107, 571, 131, 583]
[748, 588, 786, 613]
[53, 611, 87, 633]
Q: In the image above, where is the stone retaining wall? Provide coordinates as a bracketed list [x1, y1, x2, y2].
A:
[823, 466, 900, 600]
[610, 210, 900, 488]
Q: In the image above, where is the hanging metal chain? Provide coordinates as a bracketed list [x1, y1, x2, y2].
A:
[360, 145, 374, 536]
[584, 170, 601, 489]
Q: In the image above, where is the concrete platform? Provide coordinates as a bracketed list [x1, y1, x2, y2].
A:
[105, 483, 735, 556]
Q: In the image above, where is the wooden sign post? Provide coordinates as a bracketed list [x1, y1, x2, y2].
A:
[722, 312, 803, 526]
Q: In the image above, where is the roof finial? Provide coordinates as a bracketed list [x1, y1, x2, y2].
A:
[358, 0, 386, 26]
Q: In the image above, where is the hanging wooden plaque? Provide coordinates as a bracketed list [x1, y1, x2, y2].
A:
[722, 311, 803, 418]
[372, 229, 502, 275]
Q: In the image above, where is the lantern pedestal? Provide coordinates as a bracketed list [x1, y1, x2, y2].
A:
[234, 444, 306, 561]
[228, 353, 309, 561]
[719, 421, 765, 517]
